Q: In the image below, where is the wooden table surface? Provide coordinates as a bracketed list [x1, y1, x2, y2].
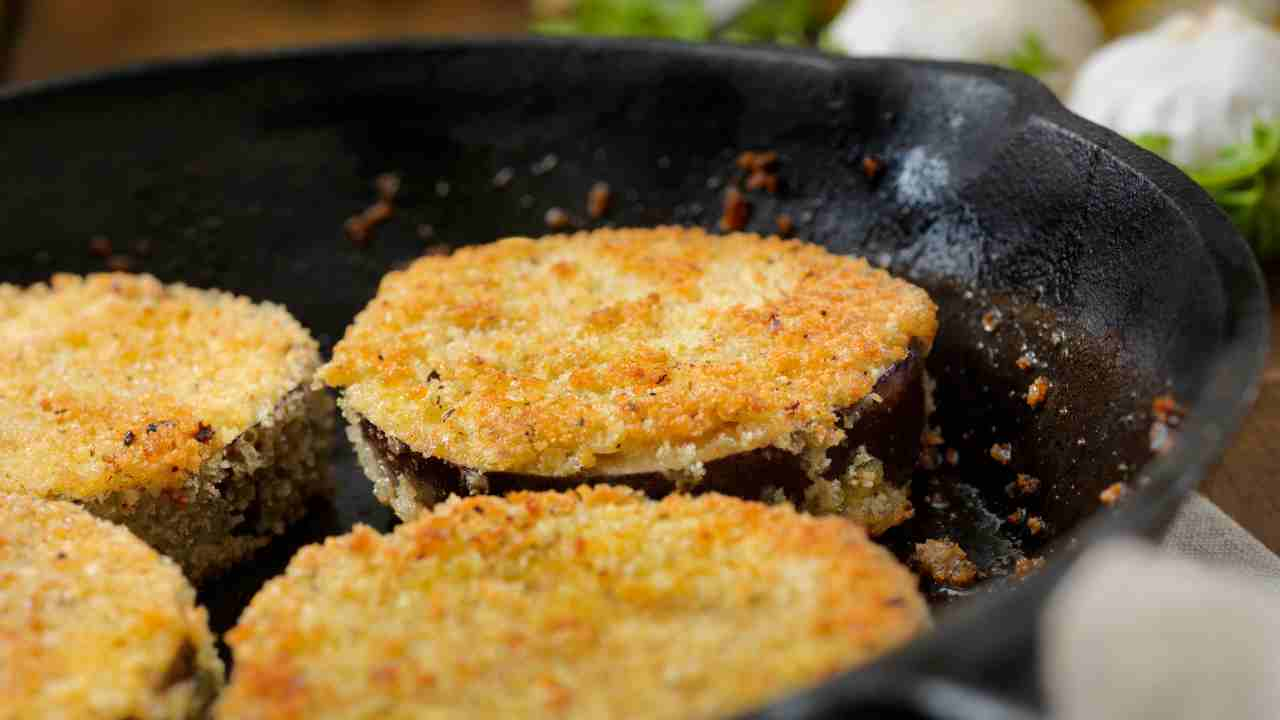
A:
[3, 0, 1278, 554]
[1200, 262, 1280, 553]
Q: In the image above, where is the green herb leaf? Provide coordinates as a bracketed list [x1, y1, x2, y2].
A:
[1003, 32, 1060, 79]
[533, 0, 712, 41]
[1134, 133, 1174, 158]
[717, 0, 814, 45]
[1134, 121, 1280, 257]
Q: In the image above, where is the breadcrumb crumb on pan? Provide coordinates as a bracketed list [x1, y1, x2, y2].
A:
[0, 493, 223, 720]
[321, 227, 938, 534]
[217, 486, 929, 720]
[0, 273, 335, 581]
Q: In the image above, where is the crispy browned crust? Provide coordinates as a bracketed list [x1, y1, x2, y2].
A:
[217, 487, 929, 720]
[0, 273, 319, 500]
[350, 347, 925, 534]
[320, 227, 938, 477]
[0, 493, 224, 719]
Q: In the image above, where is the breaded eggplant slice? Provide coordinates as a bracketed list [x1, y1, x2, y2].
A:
[321, 227, 938, 534]
[0, 493, 224, 719]
[217, 487, 929, 720]
[0, 273, 334, 582]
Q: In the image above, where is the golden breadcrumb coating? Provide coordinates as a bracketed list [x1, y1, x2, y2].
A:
[0, 273, 320, 500]
[321, 227, 937, 476]
[0, 493, 223, 719]
[218, 486, 929, 720]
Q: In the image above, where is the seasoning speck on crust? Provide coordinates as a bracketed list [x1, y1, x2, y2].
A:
[217, 486, 929, 720]
[0, 273, 334, 580]
[0, 493, 223, 719]
[320, 227, 938, 530]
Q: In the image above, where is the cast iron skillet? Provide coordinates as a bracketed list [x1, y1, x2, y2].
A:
[0, 38, 1267, 718]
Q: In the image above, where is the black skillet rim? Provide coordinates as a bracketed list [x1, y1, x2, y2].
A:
[0, 36, 1269, 714]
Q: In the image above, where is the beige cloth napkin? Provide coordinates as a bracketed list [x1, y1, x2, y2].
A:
[1042, 493, 1280, 720]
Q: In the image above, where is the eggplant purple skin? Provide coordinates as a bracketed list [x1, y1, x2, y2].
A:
[357, 344, 927, 508]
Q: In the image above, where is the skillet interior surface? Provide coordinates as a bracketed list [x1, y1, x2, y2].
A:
[0, 39, 1267, 716]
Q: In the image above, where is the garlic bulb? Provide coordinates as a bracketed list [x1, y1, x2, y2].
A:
[1069, 5, 1280, 167]
[824, 0, 1104, 95]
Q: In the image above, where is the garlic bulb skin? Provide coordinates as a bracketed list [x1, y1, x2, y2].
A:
[824, 0, 1104, 94]
[1069, 5, 1280, 167]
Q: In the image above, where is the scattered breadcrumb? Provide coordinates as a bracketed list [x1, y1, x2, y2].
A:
[345, 201, 392, 247]
[1099, 482, 1128, 506]
[981, 309, 1002, 333]
[493, 167, 515, 188]
[88, 235, 112, 258]
[544, 207, 573, 231]
[861, 155, 883, 180]
[990, 442, 1012, 465]
[1010, 473, 1040, 496]
[945, 448, 960, 466]
[1015, 354, 1034, 371]
[1026, 516, 1046, 535]
[1014, 555, 1045, 579]
[923, 428, 945, 446]
[918, 446, 941, 471]
[775, 213, 794, 237]
[105, 254, 134, 272]
[1026, 376, 1051, 408]
[1007, 508, 1026, 525]
[374, 172, 401, 202]
[1151, 393, 1186, 425]
[737, 150, 778, 172]
[587, 182, 611, 219]
[720, 187, 751, 231]
[912, 539, 978, 588]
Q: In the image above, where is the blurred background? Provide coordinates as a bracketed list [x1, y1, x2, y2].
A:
[1, 1, 1275, 84]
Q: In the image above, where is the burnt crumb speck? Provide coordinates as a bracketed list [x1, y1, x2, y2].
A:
[146, 423, 158, 433]
[105, 255, 134, 272]
[417, 224, 435, 240]
[861, 155, 884, 180]
[989, 442, 1012, 465]
[88, 236, 112, 258]
[775, 213, 794, 237]
[587, 182, 612, 220]
[719, 187, 751, 232]
[122, 430, 136, 447]
[194, 422, 215, 444]
[345, 201, 393, 248]
[545, 207, 573, 231]
[1006, 473, 1040, 496]
[981, 309, 1003, 333]
[427, 369, 441, 383]
[375, 173, 401, 202]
